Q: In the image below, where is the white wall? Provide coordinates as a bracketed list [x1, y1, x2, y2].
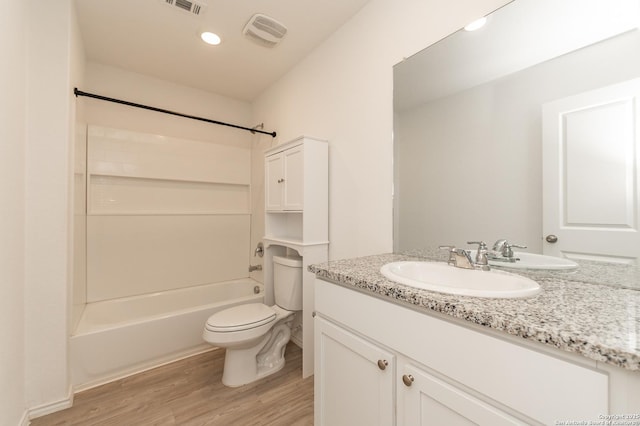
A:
[0, 0, 28, 423]
[71, 0, 87, 343]
[397, 82, 541, 251]
[24, 0, 79, 416]
[252, 0, 509, 260]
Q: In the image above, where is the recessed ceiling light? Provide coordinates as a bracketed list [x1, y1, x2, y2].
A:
[200, 31, 221, 45]
[464, 17, 487, 32]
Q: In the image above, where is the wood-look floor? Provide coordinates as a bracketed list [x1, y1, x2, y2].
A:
[31, 343, 313, 426]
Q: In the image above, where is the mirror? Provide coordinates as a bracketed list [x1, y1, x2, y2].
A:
[393, 0, 640, 262]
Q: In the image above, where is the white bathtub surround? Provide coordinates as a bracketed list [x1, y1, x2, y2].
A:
[69, 125, 259, 390]
[71, 278, 263, 390]
[86, 126, 251, 301]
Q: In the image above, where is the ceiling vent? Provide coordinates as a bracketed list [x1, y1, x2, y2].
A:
[243, 14, 287, 48]
[161, 0, 207, 16]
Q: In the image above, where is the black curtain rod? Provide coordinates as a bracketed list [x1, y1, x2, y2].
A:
[73, 88, 276, 138]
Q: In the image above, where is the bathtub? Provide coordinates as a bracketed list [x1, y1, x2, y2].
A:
[70, 278, 263, 390]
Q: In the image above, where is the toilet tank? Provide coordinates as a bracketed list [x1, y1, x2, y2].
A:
[273, 254, 303, 310]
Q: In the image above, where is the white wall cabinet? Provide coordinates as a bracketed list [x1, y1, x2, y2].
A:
[264, 136, 328, 244]
[314, 278, 640, 425]
[263, 136, 328, 378]
[265, 144, 304, 211]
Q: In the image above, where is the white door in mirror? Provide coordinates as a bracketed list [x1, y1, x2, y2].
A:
[543, 77, 640, 264]
[380, 261, 541, 299]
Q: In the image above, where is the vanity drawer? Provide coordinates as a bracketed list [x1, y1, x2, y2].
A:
[315, 279, 609, 425]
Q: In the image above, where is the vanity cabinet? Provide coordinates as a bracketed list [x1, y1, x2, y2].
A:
[316, 315, 523, 426]
[315, 318, 395, 425]
[265, 143, 303, 211]
[314, 278, 618, 425]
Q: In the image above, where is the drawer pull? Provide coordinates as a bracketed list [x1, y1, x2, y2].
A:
[377, 359, 388, 370]
[402, 374, 414, 387]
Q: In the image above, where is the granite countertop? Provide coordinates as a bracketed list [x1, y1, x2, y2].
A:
[309, 251, 640, 371]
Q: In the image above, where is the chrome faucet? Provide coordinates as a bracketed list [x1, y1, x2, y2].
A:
[439, 241, 490, 271]
[468, 241, 490, 271]
[491, 239, 526, 262]
[439, 245, 474, 269]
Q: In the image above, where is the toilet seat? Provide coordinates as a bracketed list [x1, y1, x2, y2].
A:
[206, 303, 276, 333]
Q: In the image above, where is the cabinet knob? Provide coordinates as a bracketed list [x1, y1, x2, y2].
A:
[545, 234, 558, 243]
[377, 359, 388, 370]
[277, 178, 285, 183]
[402, 374, 414, 387]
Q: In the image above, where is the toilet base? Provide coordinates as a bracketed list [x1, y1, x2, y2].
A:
[221, 321, 292, 387]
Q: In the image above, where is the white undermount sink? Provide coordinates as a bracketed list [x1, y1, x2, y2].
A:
[469, 250, 578, 271]
[380, 261, 541, 299]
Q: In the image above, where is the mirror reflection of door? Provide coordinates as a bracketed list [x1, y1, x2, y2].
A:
[542, 78, 640, 264]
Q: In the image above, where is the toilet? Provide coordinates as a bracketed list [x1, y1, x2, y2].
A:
[202, 254, 303, 387]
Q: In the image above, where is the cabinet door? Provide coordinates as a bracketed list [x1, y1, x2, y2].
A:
[282, 145, 304, 210]
[315, 317, 395, 426]
[398, 362, 525, 426]
[265, 153, 284, 211]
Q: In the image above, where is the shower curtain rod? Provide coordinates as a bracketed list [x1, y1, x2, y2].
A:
[73, 88, 277, 138]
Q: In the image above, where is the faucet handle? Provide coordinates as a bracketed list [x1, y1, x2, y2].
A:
[508, 243, 527, 249]
[467, 241, 488, 251]
[503, 242, 527, 258]
[438, 245, 457, 265]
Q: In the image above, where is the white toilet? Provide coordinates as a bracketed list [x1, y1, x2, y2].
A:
[203, 254, 303, 387]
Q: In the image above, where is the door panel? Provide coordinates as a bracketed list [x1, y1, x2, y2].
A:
[398, 363, 525, 426]
[542, 78, 640, 262]
[314, 317, 395, 426]
[265, 153, 283, 211]
[283, 146, 304, 210]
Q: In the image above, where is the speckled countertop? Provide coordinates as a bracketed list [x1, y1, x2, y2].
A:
[309, 250, 640, 371]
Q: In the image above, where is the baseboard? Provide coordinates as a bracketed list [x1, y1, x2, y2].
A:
[19, 409, 30, 426]
[73, 346, 216, 393]
[290, 334, 303, 348]
[28, 385, 74, 420]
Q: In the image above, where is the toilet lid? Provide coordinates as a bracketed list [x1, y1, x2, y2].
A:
[206, 303, 276, 332]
